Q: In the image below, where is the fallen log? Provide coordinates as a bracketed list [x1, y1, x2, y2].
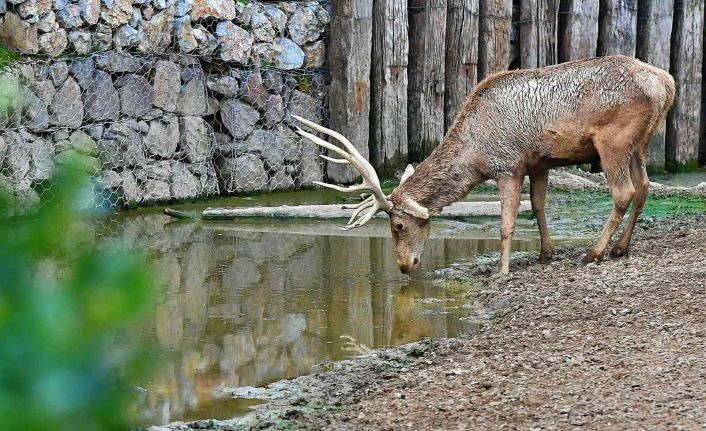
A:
[191, 200, 532, 221]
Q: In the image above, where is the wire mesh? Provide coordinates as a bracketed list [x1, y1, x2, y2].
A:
[0, 52, 330, 213]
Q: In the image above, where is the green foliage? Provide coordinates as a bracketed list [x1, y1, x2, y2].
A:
[0, 163, 155, 431]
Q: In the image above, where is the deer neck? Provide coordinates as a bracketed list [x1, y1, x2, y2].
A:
[393, 133, 488, 214]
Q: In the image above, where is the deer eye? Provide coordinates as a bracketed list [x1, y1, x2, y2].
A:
[396, 223, 404, 231]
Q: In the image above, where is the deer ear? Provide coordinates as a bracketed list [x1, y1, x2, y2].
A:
[400, 197, 430, 219]
[399, 164, 415, 185]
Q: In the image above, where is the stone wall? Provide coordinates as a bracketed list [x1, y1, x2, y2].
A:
[0, 1, 330, 211]
[0, 0, 329, 69]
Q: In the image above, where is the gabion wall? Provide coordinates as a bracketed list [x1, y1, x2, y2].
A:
[0, 1, 330, 213]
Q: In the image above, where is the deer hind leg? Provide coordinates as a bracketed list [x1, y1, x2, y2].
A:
[497, 175, 523, 274]
[610, 153, 650, 258]
[530, 169, 555, 264]
[579, 129, 639, 266]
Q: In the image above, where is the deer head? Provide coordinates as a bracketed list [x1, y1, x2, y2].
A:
[293, 116, 431, 274]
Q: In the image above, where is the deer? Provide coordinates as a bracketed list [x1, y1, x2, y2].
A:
[293, 55, 675, 275]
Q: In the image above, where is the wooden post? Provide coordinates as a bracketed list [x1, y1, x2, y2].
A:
[370, 0, 409, 176]
[597, 0, 637, 57]
[520, 0, 560, 69]
[636, 0, 673, 172]
[328, 1, 373, 183]
[558, 0, 599, 62]
[408, 0, 447, 161]
[666, 0, 704, 171]
[445, 0, 479, 130]
[478, 0, 512, 80]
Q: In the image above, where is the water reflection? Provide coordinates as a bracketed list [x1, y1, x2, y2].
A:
[106, 215, 538, 425]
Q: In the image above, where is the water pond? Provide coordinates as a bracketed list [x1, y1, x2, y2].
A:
[103, 189, 599, 425]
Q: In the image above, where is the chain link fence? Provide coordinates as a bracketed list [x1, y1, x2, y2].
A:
[0, 52, 329, 215]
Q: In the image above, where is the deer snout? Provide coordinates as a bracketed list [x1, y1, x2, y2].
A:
[398, 256, 421, 274]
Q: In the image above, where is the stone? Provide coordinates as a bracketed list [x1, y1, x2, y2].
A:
[98, 122, 146, 169]
[37, 11, 56, 32]
[119, 170, 143, 204]
[220, 99, 259, 139]
[143, 178, 170, 202]
[144, 114, 179, 158]
[262, 69, 284, 93]
[213, 131, 233, 156]
[170, 161, 200, 200]
[115, 74, 154, 117]
[241, 129, 284, 171]
[78, 0, 100, 24]
[181, 64, 204, 82]
[206, 75, 239, 97]
[17, 0, 52, 21]
[57, 3, 83, 28]
[49, 77, 83, 128]
[287, 89, 321, 123]
[129, 7, 141, 27]
[94, 52, 147, 73]
[175, 16, 198, 52]
[215, 153, 268, 193]
[153, 0, 175, 10]
[94, 24, 112, 50]
[263, 5, 287, 34]
[113, 24, 139, 49]
[192, 25, 218, 55]
[179, 116, 212, 163]
[21, 89, 50, 131]
[68, 58, 95, 89]
[152, 60, 180, 112]
[313, 3, 330, 25]
[138, 5, 174, 53]
[263, 94, 284, 127]
[55, 149, 100, 174]
[191, 0, 236, 20]
[55, 129, 97, 155]
[39, 29, 68, 57]
[1, 131, 31, 181]
[146, 160, 171, 180]
[216, 21, 253, 64]
[176, 78, 207, 116]
[250, 42, 279, 68]
[269, 167, 295, 190]
[102, 0, 132, 26]
[0, 13, 39, 54]
[32, 80, 56, 106]
[241, 71, 268, 111]
[3, 131, 54, 182]
[303, 40, 325, 68]
[198, 164, 219, 195]
[175, 0, 191, 16]
[287, 6, 322, 45]
[84, 70, 120, 121]
[68, 30, 92, 54]
[251, 10, 275, 42]
[274, 38, 304, 70]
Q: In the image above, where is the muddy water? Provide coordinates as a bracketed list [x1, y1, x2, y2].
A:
[103, 189, 598, 425]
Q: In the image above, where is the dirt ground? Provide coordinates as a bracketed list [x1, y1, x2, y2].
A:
[149, 213, 706, 431]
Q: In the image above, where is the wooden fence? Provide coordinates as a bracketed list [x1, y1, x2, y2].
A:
[327, 0, 706, 182]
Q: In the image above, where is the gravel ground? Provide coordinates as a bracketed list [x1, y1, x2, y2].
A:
[325, 216, 706, 430]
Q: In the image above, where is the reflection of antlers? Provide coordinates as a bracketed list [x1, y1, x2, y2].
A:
[293, 115, 392, 230]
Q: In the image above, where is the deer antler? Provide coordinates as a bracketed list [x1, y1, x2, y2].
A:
[292, 115, 392, 230]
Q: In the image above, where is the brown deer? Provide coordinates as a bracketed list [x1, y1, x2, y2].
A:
[294, 55, 675, 274]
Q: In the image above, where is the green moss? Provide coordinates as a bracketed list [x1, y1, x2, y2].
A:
[665, 159, 702, 173]
[0, 44, 22, 70]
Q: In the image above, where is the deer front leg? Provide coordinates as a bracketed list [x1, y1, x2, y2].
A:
[497, 175, 522, 274]
[529, 170, 555, 263]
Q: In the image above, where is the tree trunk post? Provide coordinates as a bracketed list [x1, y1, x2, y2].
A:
[445, 0, 480, 131]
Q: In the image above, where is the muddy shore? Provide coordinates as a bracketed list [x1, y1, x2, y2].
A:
[146, 206, 706, 431]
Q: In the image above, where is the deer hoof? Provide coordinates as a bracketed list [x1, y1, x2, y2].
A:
[609, 246, 629, 259]
[538, 249, 555, 264]
[578, 251, 602, 267]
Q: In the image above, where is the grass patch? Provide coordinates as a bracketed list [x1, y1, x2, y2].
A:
[0, 45, 22, 70]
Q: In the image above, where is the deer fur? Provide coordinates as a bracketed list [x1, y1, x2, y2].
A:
[390, 55, 675, 274]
